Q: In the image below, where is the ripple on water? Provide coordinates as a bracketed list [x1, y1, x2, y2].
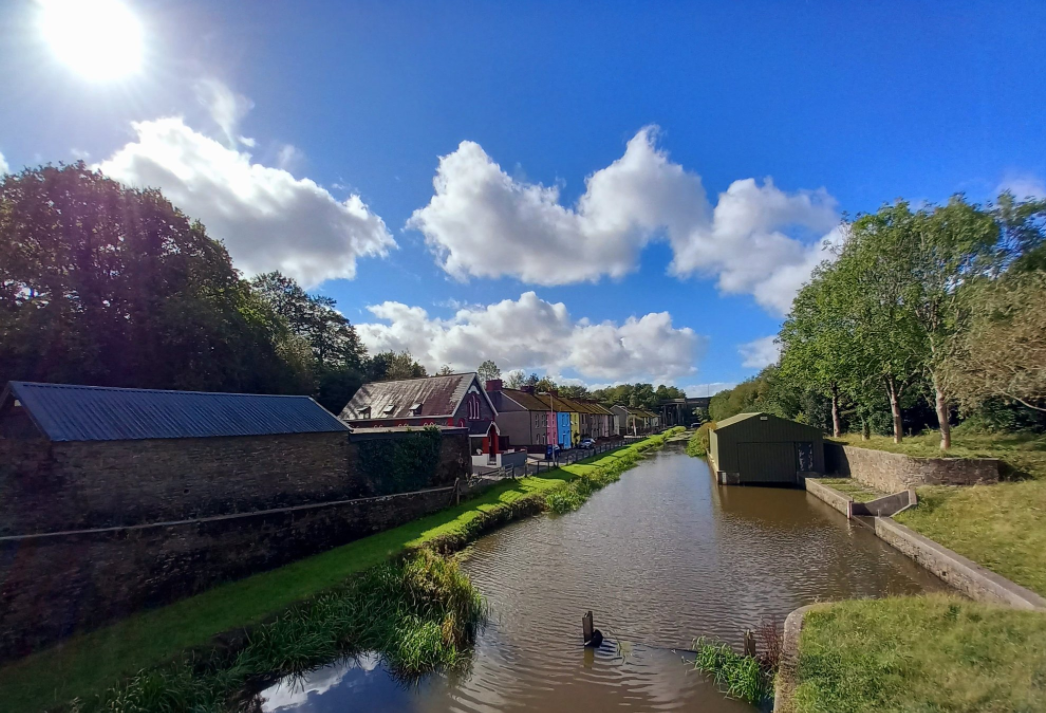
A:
[257, 446, 945, 713]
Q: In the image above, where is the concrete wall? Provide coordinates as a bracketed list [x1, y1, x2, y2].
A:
[803, 478, 852, 516]
[875, 518, 1046, 610]
[825, 443, 999, 493]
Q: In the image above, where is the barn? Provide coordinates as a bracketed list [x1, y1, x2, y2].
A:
[709, 412, 824, 485]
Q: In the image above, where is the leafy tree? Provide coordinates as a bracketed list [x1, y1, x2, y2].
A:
[942, 271, 1046, 413]
[438, 364, 453, 375]
[0, 163, 307, 393]
[559, 384, 590, 399]
[477, 360, 501, 382]
[364, 351, 427, 381]
[503, 369, 526, 389]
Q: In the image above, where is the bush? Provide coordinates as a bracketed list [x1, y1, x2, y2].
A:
[686, 422, 716, 458]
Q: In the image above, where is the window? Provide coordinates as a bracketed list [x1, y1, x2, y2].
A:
[359, 405, 371, 417]
[466, 394, 481, 420]
[409, 402, 423, 416]
[382, 404, 396, 415]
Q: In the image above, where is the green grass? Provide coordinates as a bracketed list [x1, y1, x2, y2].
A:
[815, 478, 885, 503]
[833, 430, 1046, 597]
[692, 638, 773, 706]
[69, 551, 485, 713]
[894, 482, 1046, 597]
[686, 422, 715, 458]
[0, 434, 675, 712]
[789, 595, 1046, 713]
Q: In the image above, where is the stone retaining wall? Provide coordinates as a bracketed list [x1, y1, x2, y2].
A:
[0, 485, 459, 661]
[825, 442, 999, 493]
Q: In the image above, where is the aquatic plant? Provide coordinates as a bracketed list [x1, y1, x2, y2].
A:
[692, 637, 774, 706]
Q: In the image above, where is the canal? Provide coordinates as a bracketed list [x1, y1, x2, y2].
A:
[258, 444, 946, 712]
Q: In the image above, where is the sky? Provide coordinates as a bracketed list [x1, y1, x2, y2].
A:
[2, 0, 1045, 395]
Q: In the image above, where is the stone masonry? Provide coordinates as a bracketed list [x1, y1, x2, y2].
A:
[824, 442, 999, 493]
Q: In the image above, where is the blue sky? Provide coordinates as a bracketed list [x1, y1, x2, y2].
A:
[2, 0, 1044, 393]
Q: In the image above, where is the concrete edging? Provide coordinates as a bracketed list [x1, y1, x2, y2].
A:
[875, 517, 1046, 610]
[773, 603, 823, 713]
[802, 478, 852, 517]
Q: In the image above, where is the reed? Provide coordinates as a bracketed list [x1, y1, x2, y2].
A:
[692, 637, 774, 706]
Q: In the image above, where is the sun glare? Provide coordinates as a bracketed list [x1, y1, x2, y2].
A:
[39, 0, 144, 81]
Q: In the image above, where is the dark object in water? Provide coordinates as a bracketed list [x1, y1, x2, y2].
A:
[582, 610, 603, 647]
[585, 629, 604, 648]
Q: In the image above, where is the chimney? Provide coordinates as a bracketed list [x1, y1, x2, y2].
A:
[485, 379, 503, 392]
[549, 388, 559, 397]
[521, 385, 535, 394]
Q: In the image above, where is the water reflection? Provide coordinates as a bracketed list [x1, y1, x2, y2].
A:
[259, 445, 945, 712]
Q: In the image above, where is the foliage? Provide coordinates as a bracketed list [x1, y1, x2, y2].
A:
[477, 360, 500, 383]
[686, 422, 715, 458]
[364, 350, 428, 382]
[942, 271, 1046, 414]
[692, 638, 774, 706]
[0, 163, 310, 394]
[590, 382, 685, 410]
[356, 426, 443, 495]
[67, 551, 485, 712]
[791, 595, 1046, 713]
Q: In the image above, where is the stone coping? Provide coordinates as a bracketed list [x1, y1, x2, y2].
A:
[773, 603, 824, 713]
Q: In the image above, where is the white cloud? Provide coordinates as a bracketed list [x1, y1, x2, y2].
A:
[683, 382, 738, 398]
[356, 291, 704, 383]
[276, 144, 304, 172]
[739, 335, 780, 369]
[998, 174, 1046, 200]
[96, 117, 394, 287]
[194, 78, 254, 148]
[409, 127, 840, 314]
[0, 150, 8, 174]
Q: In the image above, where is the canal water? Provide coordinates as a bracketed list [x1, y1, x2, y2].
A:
[257, 444, 946, 712]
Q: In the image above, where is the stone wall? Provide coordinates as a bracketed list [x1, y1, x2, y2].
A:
[0, 428, 472, 659]
[0, 486, 457, 661]
[825, 442, 999, 493]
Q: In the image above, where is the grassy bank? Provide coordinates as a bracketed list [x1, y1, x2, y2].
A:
[686, 422, 715, 458]
[815, 478, 884, 503]
[0, 431, 679, 712]
[832, 431, 1046, 597]
[788, 595, 1046, 713]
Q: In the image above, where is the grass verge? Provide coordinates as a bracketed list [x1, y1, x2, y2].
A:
[832, 431, 1046, 597]
[0, 430, 679, 712]
[686, 422, 715, 458]
[789, 595, 1046, 713]
[815, 478, 885, 503]
[70, 551, 483, 712]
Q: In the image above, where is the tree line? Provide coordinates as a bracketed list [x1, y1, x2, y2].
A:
[710, 193, 1046, 449]
[0, 163, 426, 413]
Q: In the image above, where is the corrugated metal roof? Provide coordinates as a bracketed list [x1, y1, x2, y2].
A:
[340, 373, 491, 422]
[3, 381, 348, 442]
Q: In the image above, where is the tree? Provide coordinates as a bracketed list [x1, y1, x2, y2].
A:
[0, 163, 308, 393]
[364, 351, 427, 381]
[559, 384, 590, 399]
[438, 364, 453, 375]
[942, 271, 1046, 413]
[504, 369, 526, 389]
[477, 360, 501, 383]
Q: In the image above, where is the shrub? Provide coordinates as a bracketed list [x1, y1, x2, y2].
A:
[686, 422, 716, 458]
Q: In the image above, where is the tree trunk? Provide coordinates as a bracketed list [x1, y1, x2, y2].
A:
[933, 373, 951, 451]
[887, 379, 903, 443]
[830, 385, 841, 438]
[861, 420, 870, 440]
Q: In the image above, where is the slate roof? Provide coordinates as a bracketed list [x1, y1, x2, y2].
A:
[340, 373, 494, 422]
[1, 381, 347, 442]
[497, 388, 554, 412]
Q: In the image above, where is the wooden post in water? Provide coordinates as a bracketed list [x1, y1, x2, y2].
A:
[582, 611, 594, 644]
[743, 629, 756, 657]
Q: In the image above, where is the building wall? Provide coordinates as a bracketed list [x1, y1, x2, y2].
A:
[0, 429, 471, 659]
[714, 416, 824, 474]
[493, 409, 532, 448]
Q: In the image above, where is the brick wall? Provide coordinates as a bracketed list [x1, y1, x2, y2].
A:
[825, 443, 999, 493]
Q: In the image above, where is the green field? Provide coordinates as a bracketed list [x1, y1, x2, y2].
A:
[789, 595, 1046, 713]
[0, 433, 675, 712]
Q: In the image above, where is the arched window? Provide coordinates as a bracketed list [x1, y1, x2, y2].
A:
[467, 394, 481, 420]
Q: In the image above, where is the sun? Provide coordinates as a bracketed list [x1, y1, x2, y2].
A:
[39, 0, 144, 81]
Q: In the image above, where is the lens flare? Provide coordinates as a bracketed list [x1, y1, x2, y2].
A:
[39, 0, 144, 81]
